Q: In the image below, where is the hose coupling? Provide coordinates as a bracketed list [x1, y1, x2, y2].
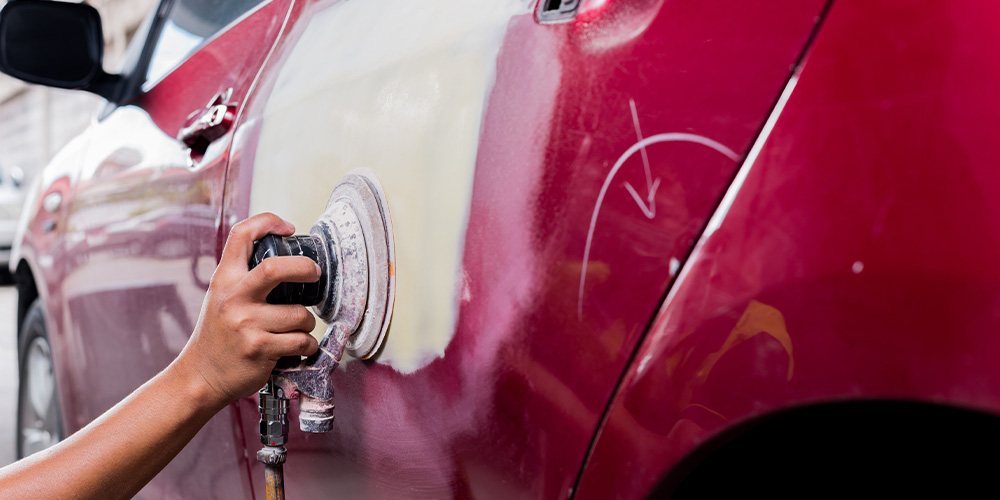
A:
[259, 376, 289, 447]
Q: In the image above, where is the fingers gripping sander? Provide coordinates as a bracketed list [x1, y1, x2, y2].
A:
[250, 169, 395, 438]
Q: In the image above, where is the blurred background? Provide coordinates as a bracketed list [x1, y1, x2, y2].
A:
[0, 0, 156, 468]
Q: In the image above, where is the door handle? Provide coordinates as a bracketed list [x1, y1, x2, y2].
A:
[177, 103, 237, 149]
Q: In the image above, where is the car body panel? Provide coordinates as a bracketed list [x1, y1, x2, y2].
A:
[575, 1, 1000, 497]
[222, 0, 824, 497]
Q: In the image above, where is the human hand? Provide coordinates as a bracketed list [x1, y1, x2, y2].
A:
[174, 213, 320, 410]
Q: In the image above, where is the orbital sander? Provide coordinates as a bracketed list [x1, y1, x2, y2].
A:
[248, 169, 395, 499]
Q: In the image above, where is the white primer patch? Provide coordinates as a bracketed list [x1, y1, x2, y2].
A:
[250, 0, 528, 373]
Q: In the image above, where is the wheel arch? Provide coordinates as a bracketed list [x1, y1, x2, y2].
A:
[13, 258, 39, 336]
[648, 399, 1000, 497]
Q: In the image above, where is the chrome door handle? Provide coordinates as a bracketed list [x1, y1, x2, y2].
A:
[177, 103, 237, 148]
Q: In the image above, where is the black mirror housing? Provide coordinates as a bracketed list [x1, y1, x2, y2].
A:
[0, 0, 121, 101]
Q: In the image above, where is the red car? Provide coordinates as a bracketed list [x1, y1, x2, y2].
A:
[4, 0, 999, 497]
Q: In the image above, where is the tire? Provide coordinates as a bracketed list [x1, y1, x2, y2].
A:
[16, 299, 63, 459]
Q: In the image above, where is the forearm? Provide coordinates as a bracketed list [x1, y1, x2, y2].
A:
[0, 360, 224, 500]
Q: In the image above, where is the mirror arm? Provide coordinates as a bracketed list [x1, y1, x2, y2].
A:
[87, 72, 124, 104]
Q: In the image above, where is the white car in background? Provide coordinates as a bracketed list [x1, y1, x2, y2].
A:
[0, 166, 24, 281]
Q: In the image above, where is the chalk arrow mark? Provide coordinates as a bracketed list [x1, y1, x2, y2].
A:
[623, 178, 660, 219]
[626, 99, 661, 219]
[578, 133, 739, 320]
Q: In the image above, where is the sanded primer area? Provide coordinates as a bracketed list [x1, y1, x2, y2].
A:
[250, 0, 529, 372]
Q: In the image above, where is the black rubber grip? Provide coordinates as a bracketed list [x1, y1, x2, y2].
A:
[249, 234, 324, 306]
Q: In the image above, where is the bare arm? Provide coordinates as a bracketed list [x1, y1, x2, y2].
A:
[0, 213, 320, 500]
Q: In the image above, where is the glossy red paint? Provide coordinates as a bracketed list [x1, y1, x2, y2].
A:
[221, 0, 822, 498]
[575, 1, 1000, 497]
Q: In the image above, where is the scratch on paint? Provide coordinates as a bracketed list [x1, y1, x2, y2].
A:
[695, 299, 794, 382]
[577, 101, 739, 320]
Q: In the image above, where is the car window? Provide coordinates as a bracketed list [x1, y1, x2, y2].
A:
[144, 0, 267, 88]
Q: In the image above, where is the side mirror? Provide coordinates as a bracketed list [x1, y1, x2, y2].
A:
[0, 0, 121, 102]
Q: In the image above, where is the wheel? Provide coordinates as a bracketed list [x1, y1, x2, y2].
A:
[16, 299, 63, 458]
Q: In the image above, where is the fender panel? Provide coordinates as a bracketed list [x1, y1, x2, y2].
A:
[576, 1, 1000, 497]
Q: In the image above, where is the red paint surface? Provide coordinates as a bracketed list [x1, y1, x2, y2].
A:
[576, 1, 1000, 497]
[15, 0, 825, 496]
[223, 0, 821, 498]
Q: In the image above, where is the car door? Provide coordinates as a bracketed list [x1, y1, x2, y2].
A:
[222, 0, 827, 498]
[56, 0, 292, 497]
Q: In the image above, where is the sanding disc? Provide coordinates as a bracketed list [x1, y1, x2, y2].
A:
[313, 169, 395, 360]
